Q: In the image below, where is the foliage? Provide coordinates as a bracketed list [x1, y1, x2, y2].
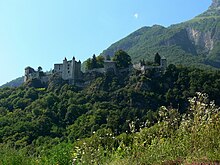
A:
[37, 66, 42, 72]
[0, 77, 24, 88]
[66, 92, 220, 165]
[154, 52, 161, 65]
[112, 50, 132, 68]
[0, 65, 220, 164]
[85, 54, 104, 70]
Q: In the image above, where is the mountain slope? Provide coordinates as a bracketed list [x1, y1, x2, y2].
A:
[102, 0, 220, 68]
[0, 77, 24, 88]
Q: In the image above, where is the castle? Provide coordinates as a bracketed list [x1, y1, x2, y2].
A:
[24, 53, 167, 86]
[24, 57, 82, 85]
[53, 57, 82, 84]
[133, 56, 167, 74]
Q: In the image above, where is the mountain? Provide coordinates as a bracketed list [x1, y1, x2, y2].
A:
[102, 0, 220, 68]
[0, 77, 24, 88]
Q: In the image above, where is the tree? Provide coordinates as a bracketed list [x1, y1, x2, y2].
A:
[91, 54, 98, 69]
[105, 55, 111, 61]
[154, 52, 161, 65]
[96, 55, 104, 68]
[85, 58, 92, 70]
[85, 55, 104, 70]
[38, 66, 42, 72]
[113, 50, 131, 68]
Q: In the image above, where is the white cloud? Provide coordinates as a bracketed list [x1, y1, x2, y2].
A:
[134, 13, 139, 19]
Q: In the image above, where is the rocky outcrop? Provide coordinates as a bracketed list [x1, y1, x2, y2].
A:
[200, 0, 220, 16]
[186, 27, 214, 54]
[210, 0, 220, 9]
[161, 28, 197, 55]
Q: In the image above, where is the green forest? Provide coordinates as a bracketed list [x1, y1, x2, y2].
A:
[0, 62, 220, 164]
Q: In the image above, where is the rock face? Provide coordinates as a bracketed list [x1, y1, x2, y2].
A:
[210, 0, 220, 9]
[186, 27, 214, 54]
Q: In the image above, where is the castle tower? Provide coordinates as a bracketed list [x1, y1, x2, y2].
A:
[160, 56, 167, 70]
[71, 56, 76, 81]
[76, 60, 82, 79]
[53, 56, 82, 85]
[62, 57, 68, 80]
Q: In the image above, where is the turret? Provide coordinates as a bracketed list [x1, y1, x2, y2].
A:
[62, 57, 68, 80]
[72, 56, 75, 61]
[160, 56, 167, 70]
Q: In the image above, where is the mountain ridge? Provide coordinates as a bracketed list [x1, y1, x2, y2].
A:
[0, 77, 24, 88]
[210, 0, 220, 9]
[102, 0, 220, 68]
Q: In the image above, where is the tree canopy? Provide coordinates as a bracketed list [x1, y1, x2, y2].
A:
[113, 50, 131, 68]
[0, 64, 220, 164]
[85, 54, 104, 70]
[154, 52, 161, 65]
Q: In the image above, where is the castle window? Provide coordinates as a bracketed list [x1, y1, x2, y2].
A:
[68, 67, 69, 70]
[68, 71, 70, 73]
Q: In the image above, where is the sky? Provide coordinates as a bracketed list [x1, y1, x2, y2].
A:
[0, 0, 212, 85]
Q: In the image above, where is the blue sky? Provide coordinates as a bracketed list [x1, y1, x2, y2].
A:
[0, 0, 212, 85]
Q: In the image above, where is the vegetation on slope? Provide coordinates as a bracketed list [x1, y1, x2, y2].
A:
[0, 77, 24, 88]
[0, 63, 220, 164]
[102, 2, 220, 68]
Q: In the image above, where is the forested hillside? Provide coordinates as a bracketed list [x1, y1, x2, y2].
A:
[0, 64, 220, 164]
[0, 77, 23, 88]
